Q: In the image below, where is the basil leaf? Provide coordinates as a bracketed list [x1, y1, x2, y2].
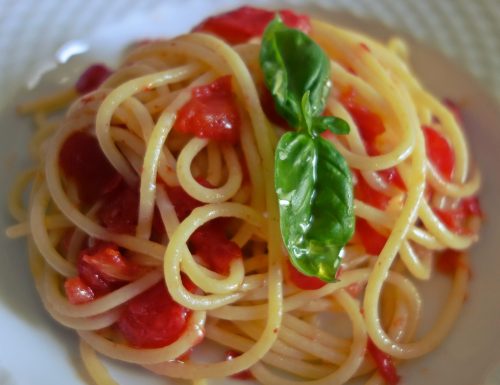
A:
[312, 116, 350, 135]
[260, 18, 331, 129]
[275, 132, 354, 282]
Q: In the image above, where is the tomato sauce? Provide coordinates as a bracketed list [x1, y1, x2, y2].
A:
[173, 76, 240, 144]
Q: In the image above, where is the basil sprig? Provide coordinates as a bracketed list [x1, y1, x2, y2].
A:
[260, 18, 354, 282]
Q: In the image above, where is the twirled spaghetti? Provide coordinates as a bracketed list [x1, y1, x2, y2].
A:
[7, 6, 482, 385]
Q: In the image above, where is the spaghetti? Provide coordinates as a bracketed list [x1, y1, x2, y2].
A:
[7, 6, 482, 385]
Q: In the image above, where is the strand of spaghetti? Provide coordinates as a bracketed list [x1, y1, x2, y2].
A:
[8, 168, 37, 222]
[136, 72, 214, 239]
[233, 321, 317, 360]
[251, 291, 367, 385]
[178, 32, 284, 377]
[399, 240, 432, 280]
[6, 213, 70, 238]
[80, 341, 119, 385]
[30, 184, 76, 276]
[43, 266, 162, 318]
[163, 202, 265, 310]
[419, 200, 477, 249]
[44, 124, 166, 258]
[367, 254, 468, 360]
[78, 310, 206, 364]
[427, 163, 480, 198]
[207, 323, 335, 379]
[206, 141, 223, 185]
[177, 138, 243, 203]
[209, 269, 372, 320]
[95, 62, 203, 184]
[156, 187, 247, 294]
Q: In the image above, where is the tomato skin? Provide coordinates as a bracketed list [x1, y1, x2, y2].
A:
[193, 6, 310, 44]
[98, 184, 139, 234]
[354, 172, 391, 210]
[173, 76, 240, 144]
[433, 196, 482, 235]
[117, 282, 191, 348]
[286, 260, 327, 290]
[366, 339, 401, 385]
[75, 64, 112, 94]
[64, 276, 95, 304]
[165, 182, 242, 275]
[59, 131, 121, 204]
[422, 126, 455, 180]
[189, 222, 242, 276]
[355, 218, 388, 256]
[77, 242, 142, 296]
[341, 88, 385, 156]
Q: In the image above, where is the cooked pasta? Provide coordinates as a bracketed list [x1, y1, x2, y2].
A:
[6, 6, 481, 385]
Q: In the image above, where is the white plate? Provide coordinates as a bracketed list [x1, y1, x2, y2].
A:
[1, 1, 500, 385]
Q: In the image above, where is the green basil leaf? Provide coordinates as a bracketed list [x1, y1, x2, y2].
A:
[260, 18, 331, 129]
[275, 132, 355, 282]
[312, 116, 350, 135]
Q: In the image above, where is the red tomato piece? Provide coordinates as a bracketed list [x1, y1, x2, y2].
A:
[367, 339, 401, 385]
[75, 64, 112, 94]
[433, 196, 482, 235]
[286, 260, 327, 290]
[355, 218, 388, 256]
[64, 276, 95, 304]
[77, 242, 141, 296]
[98, 184, 139, 234]
[117, 282, 191, 348]
[193, 6, 310, 44]
[341, 88, 385, 156]
[378, 167, 405, 191]
[354, 172, 391, 210]
[422, 126, 455, 180]
[225, 350, 255, 380]
[166, 185, 204, 221]
[173, 76, 240, 144]
[435, 249, 467, 276]
[189, 222, 242, 276]
[59, 131, 121, 204]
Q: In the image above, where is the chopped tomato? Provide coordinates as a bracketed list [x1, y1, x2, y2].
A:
[117, 282, 191, 348]
[64, 276, 95, 304]
[166, 185, 204, 221]
[354, 172, 391, 210]
[225, 350, 254, 380]
[75, 64, 112, 94]
[98, 184, 139, 234]
[193, 6, 310, 44]
[59, 131, 121, 204]
[77, 242, 142, 296]
[422, 126, 455, 180]
[286, 260, 326, 290]
[366, 339, 400, 385]
[165, 182, 242, 275]
[355, 218, 388, 256]
[341, 88, 385, 156]
[433, 196, 482, 234]
[189, 221, 242, 276]
[435, 249, 467, 276]
[173, 76, 240, 144]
